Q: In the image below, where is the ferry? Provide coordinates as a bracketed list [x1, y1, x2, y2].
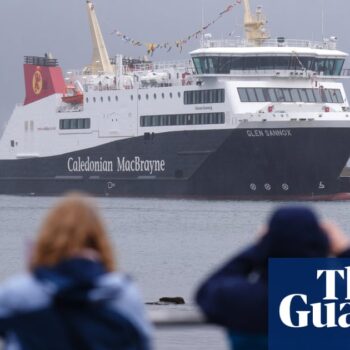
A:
[1, 0, 350, 199]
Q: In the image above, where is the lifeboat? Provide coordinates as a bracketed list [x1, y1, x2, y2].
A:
[62, 93, 84, 104]
[62, 83, 84, 104]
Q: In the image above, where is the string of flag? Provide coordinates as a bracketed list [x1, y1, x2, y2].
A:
[110, 0, 242, 55]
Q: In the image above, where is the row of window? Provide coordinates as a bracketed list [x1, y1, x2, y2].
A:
[238, 88, 344, 104]
[86, 92, 182, 104]
[184, 89, 225, 105]
[193, 56, 345, 76]
[59, 118, 91, 130]
[140, 112, 225, 127]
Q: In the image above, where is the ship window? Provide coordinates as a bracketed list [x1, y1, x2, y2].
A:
[25, 121, 28, 131]
[93, 97, 96, 103]
[313, 89, 323, 103]
[10, 140, 15, 147]
[59, 118, 91, 130]
[268, 89, 278, 102]
[170, 92, 173, 98]
[255, 88, 265, 102]
[275, 89, 285, 102]
[108, 96, 111, 102]
[138, 94, 141, 100]
[282, 89, 292, 102]
[140, 112, 225, 127]
[246, 88, 257, 102]
[334, 90, 344, 103]
[333, 59, 345, 76]
[291, 89, 301, 102]
[100, 97, 103, 102]
[306, 89, 316, 103]
[178, 92, 181, 98]
[238, 88, 249, 102]
[299, 89, 309, 102]
[184, 89, 225, 104]
[71, 119, 78, 129]
[86, 97, 89, 103]
[77, 119, 84, 129]
[237, 87, 344, 104]
[131, 95, 134, 101]
[193, 56, 345, 75]
[162, 93, 165, 99]
[146, 94, 149, 100]
[115, 96, 118, 102]
[154, 93, 157, 99]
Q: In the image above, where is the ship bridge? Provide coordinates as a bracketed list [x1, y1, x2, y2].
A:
[190, 38, 348, 77]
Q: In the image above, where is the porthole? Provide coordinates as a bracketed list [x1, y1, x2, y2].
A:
[115, 96, 118, 102]
[146, 94, 149, 100]
[93, 97, 96, 103]
[154, 93, 157, 100]
[170, 92, 173, 99]
[131, 95, 134, 101]
[162, 93, 165, 99]
[178, 92, 181, 98]
[100, 97, 103, 102]
[86, 97, 89, 103]
[108, 96, 111, 102]
[138, 94, 141, 100]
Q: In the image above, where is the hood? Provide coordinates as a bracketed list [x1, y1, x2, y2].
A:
[34, 258, 107, 303]
[261, 206, 329, 258]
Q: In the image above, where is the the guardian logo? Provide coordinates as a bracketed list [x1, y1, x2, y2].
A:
[279, 267, 350, 328]
[269, 259, 350, 350]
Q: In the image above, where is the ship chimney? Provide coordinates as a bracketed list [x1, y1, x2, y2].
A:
[85, 0, 114, 74]
[23, 55, 66, 105]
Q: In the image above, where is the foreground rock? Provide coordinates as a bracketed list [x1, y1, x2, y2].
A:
[146, 297, 185, 305]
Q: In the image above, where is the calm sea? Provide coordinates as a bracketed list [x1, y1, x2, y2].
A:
[1, 196, 350, 349]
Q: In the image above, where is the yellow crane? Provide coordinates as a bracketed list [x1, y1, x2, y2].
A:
[85, 0, 114, 74]
[242, 0, 270, 45]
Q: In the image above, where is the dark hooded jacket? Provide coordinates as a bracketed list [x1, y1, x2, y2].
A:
[196, 207, 350, 348]
[0, 258, 152, 350]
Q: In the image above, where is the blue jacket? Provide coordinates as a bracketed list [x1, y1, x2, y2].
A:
[0, 258, 152, 350]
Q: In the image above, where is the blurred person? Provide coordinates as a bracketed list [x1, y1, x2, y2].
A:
[0, 193, 152, 350]
[196, 206, 350, 350]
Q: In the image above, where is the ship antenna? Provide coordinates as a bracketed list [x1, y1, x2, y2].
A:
[242, 0, 270, 45]
[85, 0, 114, 74]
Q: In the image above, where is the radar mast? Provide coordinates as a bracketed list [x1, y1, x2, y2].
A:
[242, 0, 269, 45]
[85, 0, 113, 74]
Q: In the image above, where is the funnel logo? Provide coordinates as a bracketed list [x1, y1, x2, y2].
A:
[32, 70, 43, 95]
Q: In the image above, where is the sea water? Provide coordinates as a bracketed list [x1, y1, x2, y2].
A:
[0, 196, 350, 349]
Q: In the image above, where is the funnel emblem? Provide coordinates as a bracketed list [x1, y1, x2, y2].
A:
[32, 70, 43, 95]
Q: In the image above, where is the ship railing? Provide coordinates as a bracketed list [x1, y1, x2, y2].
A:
[202, 38, 337, 50]
[131, 60, 194, 73]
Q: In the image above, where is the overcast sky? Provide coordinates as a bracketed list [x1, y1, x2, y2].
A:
[0, 0, 349, 127]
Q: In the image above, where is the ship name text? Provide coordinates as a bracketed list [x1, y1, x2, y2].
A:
[67, 156, 166, 175]
[246, 129, 292, 138]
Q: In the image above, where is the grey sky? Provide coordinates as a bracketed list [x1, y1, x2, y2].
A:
[0, 0, 348, 127]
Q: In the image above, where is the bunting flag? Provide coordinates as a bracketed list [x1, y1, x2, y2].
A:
[110, 0, 242, 55]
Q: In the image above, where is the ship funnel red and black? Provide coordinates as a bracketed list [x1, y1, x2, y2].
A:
[23, 55, 66, 105]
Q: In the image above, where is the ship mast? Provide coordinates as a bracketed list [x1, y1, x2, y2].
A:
[85, 0, 114, 74]
[242, 0, 269, 45]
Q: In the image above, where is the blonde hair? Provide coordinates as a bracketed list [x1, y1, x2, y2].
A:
[30, 193, 116, 272]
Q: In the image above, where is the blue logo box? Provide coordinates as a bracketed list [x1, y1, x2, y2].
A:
[269, 259, 350, 350]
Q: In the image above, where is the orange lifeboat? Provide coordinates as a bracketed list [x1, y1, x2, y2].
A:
[62, 84, 84, 104]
